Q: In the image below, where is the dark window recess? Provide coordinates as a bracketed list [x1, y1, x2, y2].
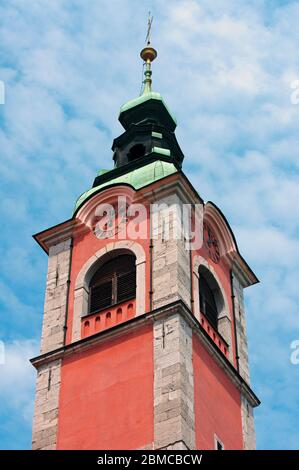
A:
[216, 440, 223, 450]
[89, 255, 136, 314]
[127, 143, 146, 162]
[199, 274, 218, 330]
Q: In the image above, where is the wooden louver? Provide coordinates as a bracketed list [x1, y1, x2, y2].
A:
[89, 255, 136, 314]
[199, 274, 218, 330]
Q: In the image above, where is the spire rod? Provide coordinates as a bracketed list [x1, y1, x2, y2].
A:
[145, 11, 153, 45]
[140, 12, 157, 95]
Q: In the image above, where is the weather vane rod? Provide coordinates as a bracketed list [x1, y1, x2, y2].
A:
[145, 11, 153, 45]
[140, 12, 157, 95]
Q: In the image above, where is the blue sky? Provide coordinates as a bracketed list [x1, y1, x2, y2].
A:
[0, 0, 299, 450]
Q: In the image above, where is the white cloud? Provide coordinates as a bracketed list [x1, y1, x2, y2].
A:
[236, 227, 299, 267]
[0, 339, 38, 429]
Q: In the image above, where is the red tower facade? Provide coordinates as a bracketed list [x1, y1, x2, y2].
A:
[31, 44, 260, 450]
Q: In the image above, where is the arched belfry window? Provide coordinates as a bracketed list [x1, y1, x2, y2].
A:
[127, 143, 146, 162]
[89, 254, 136, 314]
[199, 266, 221, 331]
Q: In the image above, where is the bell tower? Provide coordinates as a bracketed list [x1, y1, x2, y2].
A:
[31, 32, 260, 450]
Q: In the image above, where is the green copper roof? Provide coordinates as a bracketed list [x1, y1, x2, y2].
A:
[73, 160, 178, 215]
[119, 91, 177, 125]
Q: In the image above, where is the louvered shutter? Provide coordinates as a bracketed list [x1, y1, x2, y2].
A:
[89, 254, 136, 314]
[117, 269, 136, 303]
[89, 280, 112, 313]
[199, 275, 218, 330]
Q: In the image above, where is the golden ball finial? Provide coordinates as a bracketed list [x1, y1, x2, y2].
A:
[140, 45, 157, 63]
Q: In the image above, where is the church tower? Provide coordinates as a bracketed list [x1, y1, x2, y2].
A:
[31, 35, 260, 450]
